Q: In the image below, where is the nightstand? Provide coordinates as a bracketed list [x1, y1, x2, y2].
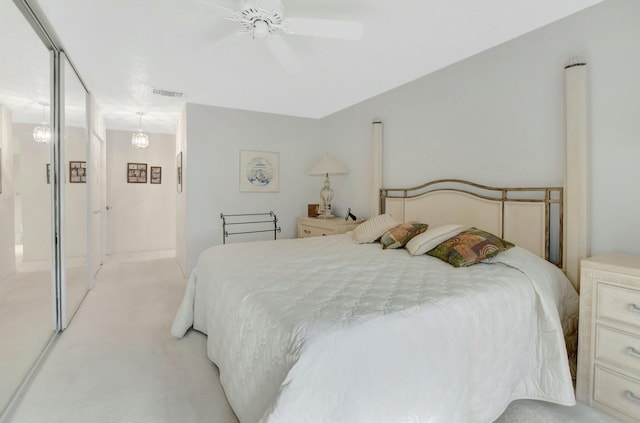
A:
[577, 253, 640, 422]
[297, 216, 361, 238]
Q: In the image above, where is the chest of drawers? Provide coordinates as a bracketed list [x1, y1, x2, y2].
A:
[297, 217, 361, 238]
[577, 254, 640, 422]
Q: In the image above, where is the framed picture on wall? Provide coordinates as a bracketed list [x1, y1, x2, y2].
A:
[46, 163, 50, 184]
[69, 161, 86, 183]
[176, 152, 182, 193]
[239, 150, 279, 193]
[150, 166, 161, 184]
[127, 162, 147, 183]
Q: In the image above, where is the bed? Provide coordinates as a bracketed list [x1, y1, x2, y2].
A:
[171, 179, 579, 423]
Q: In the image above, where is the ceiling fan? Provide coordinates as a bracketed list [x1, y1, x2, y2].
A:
[196, 0, 364, 73]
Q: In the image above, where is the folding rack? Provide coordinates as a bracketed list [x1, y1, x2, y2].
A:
[220, 211, 281, 244]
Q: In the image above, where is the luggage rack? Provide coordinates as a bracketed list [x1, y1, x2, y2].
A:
[220, 211, 281, 244]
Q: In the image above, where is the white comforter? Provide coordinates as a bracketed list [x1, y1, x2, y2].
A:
[172, 233, 578, 423]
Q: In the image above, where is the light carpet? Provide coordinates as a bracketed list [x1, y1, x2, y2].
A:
[0, 270, 54, 414]
[10, 259, 620, 423]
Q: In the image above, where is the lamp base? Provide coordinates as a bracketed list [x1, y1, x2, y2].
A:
[317, 201, 333, 219]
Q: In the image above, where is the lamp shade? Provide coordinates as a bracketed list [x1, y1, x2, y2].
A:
[308, 153, 348, 176]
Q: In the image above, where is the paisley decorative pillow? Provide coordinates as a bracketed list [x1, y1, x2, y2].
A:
[380, 222, 429, 249]
[426, 227, 514, 267]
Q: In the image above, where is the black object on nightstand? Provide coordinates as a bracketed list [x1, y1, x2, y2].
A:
[345, 208, 357, 221]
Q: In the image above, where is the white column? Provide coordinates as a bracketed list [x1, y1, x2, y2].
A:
[563, 59, 590, 291]
[371, 120, 383, 218]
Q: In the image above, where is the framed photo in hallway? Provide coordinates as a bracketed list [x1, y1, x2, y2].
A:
[127, 162, 147, 183]
[69, 161, 86, 183]
[150, 166, 161, 184]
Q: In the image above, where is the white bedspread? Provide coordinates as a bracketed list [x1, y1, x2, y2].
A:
[172, 233, 578, 423]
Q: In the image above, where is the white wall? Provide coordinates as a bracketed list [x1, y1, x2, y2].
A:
[319, 0, 640, 256]
[183, 103, 323, 274]
[0, 105, 15, 279]
[106, 129, 176, 255]
[175, 108, 187, 275]
[13, 123, 51, 262]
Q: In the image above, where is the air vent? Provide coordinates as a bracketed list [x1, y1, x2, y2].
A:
[152, 88, 185, 98]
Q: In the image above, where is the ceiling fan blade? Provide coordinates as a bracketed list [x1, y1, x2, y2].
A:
[284, 18, 364, 40]
[194, 0, 236, 13]
[265, 37, 302, 73]
[256, 0, 283, 10]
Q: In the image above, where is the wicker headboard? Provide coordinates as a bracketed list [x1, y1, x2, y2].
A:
[380, 179, 563, 267]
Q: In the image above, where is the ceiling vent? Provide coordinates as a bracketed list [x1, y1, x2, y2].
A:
[152, 88, 185, 98]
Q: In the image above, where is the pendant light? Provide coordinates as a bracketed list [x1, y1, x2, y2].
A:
[33, 102, 51, 144]
[131, 112, 149, 149]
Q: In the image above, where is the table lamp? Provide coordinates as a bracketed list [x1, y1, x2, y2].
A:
[308, 153, 348, 219]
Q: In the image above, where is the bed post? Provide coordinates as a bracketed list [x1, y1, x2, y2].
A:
[371, 120, 383, 218]
[563, 58, 590, 291]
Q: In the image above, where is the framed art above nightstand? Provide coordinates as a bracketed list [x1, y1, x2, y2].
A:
[297, 216, 361, 238]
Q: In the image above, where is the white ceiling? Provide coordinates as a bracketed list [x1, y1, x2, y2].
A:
[4, 0, 603, 134]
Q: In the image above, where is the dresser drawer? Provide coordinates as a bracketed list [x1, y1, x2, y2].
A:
[597, 325, 640, 375]
[598, 283, 640, 330]
[594, 365, 640, 420]
[297, 217, 361, 239]
[298, 224, 336, 238]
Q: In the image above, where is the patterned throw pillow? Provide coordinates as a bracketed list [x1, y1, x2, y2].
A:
[380, 222, 429, 249]
[426, 227, 514, 267]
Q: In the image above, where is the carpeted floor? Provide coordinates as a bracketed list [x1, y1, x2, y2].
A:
[9, 259, 621, 423]
[0, 270, 54, 414]
[0, 260, 90, 417]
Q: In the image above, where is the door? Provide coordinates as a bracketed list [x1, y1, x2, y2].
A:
[88, 132, 102, 280]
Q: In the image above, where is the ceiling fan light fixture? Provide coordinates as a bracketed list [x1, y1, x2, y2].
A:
[253, 19, 270, 39]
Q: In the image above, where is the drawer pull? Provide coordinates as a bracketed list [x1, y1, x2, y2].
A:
[628, 347, 640, 358]
[627, 391, 640, 405]
[304, 230, 311, 234]
[629, 304, 640, 313]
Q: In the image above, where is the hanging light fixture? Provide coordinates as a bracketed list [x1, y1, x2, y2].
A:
[131, 112, 149, 149]
[33, 102, 51, 144]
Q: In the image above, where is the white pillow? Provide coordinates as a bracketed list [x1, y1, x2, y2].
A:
[352, 214, 400, 244]
[405, 224, 466, 256]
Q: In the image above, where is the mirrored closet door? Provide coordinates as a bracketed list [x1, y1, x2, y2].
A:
[62, 55, 90, 325]
[0, 0, 55, 414]
[1, 0, 97, 418]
